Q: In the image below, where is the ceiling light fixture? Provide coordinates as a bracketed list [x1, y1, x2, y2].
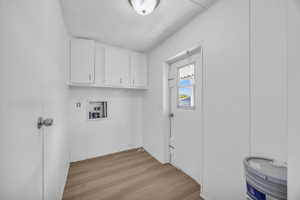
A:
[128, 0, 160, 16]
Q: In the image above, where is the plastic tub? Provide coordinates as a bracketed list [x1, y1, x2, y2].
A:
[244, 157, 287, 200]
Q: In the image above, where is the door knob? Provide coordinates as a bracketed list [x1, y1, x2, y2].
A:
[37, 117, 54, 129]
[169, 113, 174, 118]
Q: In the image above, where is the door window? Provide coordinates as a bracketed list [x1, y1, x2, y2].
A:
[177, 63, 195, 109]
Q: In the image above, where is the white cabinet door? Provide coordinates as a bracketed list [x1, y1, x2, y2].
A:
[70, 38, 95, 84]
[95, 43, 105, 85]
[105, 46, 130, 87]
[131, 52, 148, 88]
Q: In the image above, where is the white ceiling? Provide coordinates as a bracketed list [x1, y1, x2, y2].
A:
[61, 0, 215, 52]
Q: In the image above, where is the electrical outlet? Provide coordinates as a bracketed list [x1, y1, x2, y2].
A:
[75, 102, 81, 109]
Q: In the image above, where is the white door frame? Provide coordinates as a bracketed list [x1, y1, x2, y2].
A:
[163, 44, 205, 184]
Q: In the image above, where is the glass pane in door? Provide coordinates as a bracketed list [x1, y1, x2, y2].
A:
[178, 87, 194, 107]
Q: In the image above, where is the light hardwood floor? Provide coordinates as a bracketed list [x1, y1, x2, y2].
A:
[63, 148, 202, 200]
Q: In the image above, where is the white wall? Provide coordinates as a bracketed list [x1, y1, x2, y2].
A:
[0, 0, 70, 200]
[145, 0, 288, 199]
[250, 0, 288, 162]
[287, 0, 300, 199]
[43, 0, 70, 199]
[145, 1, 250, 199]
[0, 1, 46, 199]
[69, 87, 143, 162]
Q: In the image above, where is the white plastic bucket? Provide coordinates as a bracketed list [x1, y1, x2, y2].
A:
[244, 157, 287, 200]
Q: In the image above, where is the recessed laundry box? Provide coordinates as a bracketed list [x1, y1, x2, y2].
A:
[244, 157, 287, 200]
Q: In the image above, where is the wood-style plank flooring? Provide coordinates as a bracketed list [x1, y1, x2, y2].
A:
[63, 148, 202, 200]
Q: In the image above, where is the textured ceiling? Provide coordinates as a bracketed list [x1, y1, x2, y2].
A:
[61, 0, 215, 52]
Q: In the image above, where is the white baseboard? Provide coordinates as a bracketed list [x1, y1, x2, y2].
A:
[59, 161, 70, 200]
[200, 193, 208, 200]
[71, 146, 143, 163]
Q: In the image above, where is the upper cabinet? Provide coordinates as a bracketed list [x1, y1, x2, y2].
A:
[130, 52, 148, 88]
[70, 38, 95, 84]
[94, 43, 106, 86]
[68, 38, 148, 89]
[105, 46, 130, 88]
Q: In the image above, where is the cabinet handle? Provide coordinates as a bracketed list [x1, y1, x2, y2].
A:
[120, 78, 123, 84]
[89, 74, 91, 81]
[133, 80, 135, 86]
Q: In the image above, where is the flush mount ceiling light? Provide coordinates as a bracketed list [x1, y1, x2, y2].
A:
[128, 0, 160, 16]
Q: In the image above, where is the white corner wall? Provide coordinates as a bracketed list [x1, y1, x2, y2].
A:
[145, 0, 288, 199]
[287, 0, 300, 199]
[68, 88, 143, 162]
[43, 0, 70, 199]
